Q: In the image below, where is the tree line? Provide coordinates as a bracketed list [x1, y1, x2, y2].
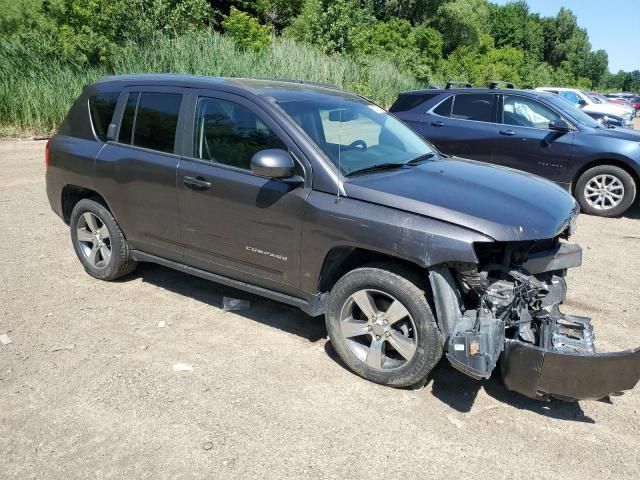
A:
[0, 0, 638, 92]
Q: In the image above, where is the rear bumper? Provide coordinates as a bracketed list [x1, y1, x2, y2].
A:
[501, 339, 640, 401]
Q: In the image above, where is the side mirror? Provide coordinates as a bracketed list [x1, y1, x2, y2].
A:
[250, 149, 295, 178]
[549, 118, 572, 133]
[578, 99, 587, 107]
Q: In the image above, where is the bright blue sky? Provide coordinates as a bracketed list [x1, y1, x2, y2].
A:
[492, 0, 639, 72]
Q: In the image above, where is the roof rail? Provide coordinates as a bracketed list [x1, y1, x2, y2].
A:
[262, 78, 341, 90]
[445, 81, 473, 89]
[488, 81, 514, 89]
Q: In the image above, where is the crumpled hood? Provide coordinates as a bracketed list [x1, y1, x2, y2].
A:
[344, 157, 579, 241]
[584, 103, 633, 117]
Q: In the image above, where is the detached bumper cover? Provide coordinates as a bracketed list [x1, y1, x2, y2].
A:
[501, 339, 640, 401]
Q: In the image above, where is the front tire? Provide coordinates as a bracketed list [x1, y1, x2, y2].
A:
[70, 199, 137, 280]
[325, 265, 443, 388]
[575, 165, 636, 217]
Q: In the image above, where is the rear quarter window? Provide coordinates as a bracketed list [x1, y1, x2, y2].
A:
[390, 93, 438, 113]
[89, 92, 120, 142]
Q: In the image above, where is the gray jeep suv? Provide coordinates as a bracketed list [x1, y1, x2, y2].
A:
[46, 75, 640, 401]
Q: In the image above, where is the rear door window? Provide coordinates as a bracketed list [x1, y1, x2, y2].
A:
[89, 92, 120, 142]
[118, 92, 139, 145]
[450, 94, 494, 122]
[117, 92, 182, 153]
[433, 96, 453, 117]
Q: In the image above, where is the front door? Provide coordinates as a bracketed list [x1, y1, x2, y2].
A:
[177, 92, 309, 295]
[493, 94, 574, 185]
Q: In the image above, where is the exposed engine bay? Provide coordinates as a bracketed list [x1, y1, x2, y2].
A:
[430, 236, 640, 401]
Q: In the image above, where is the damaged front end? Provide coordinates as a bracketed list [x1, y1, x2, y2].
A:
[430, 237, 640, 401]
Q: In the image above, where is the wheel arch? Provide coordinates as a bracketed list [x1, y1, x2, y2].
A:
[318, 247, 429, 290]
[61, 185, 115, 225]
[571, 159, 640, 196]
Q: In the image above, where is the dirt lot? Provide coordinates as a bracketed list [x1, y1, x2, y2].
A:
[1, 138, 640, 479]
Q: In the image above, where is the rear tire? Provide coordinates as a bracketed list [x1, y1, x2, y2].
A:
[325, 264, 442, 388]
[70, 199, 137, 280]
[575, 165, 636, 217]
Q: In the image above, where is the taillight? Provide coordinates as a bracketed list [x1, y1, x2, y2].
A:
[45, 138, 51, 169]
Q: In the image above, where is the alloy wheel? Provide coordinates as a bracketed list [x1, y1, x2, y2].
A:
[584, 174, 625, 210]
[339, 289, 417, 371]
[76, 212, 112, 268]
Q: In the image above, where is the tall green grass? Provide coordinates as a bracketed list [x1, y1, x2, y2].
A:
[0, 30, 424, 135]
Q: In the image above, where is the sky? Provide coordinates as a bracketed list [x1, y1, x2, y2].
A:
[492, 0, 639, 72]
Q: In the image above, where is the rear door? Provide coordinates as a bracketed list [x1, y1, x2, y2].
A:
[176, 90, 310, 295]
[492, 94, 574, 185]
[94, 87, 188, 261]
[422, 93, 497, 163]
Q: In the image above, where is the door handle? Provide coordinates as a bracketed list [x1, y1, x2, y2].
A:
[499, 129, 516, 136]
[431, 121, 445, 127]
[183, 176, 212, 190]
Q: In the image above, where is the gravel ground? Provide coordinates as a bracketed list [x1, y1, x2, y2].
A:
[1, 139, 640, 479]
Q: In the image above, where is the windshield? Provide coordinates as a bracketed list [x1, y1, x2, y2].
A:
[544, 94, 602, 128]
[276, 93, 436, 176]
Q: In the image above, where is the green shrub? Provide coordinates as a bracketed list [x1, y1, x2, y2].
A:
[222, 7, 271, 51]
[0, 31, 423, 135]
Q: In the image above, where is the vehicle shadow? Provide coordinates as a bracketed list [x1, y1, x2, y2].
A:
[127, 263, 596, 422]
[428, 361, 596, 423]
[125, 263, 327, 343]
[622, 202, 640, 220]
[325, 342, 597, 423]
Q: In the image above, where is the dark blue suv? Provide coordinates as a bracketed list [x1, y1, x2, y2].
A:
[391, 86, 640, 217]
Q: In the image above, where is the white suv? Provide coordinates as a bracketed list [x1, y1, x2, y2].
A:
[535, 87, 634, 126]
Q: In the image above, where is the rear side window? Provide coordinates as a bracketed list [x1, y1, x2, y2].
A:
[390, 93, 438, 113]
[134, 93, 182, 153]
[450, 94, 493, 122]
[118, 92, 139, 145]
[433, 96, 453, 117]
[89, 92, 120, 142]
[117, 92, 182, 153]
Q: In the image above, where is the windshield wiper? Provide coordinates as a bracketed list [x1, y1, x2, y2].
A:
[345, 162, 408, 177]
[406, 152, 437, 164]
[345, 153, 438, 177]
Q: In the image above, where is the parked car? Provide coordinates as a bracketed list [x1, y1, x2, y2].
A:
[391, 85, 640, 216]
[584, 110, 630, 128]
[46, 75, 640, 401]
[536, 87, 635, 121]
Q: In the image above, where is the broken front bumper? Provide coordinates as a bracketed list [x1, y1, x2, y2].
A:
[501, 339, 640, 401]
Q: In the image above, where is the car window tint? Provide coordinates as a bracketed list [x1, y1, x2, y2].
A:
[118, 92, 139, 145]
[433, 96, 453, 117]
[89, 92, 119, 142]
[390, 93, 438, 113]
[132, 93, 182, 153]
[451, 94, 493, 122]
[194, 97, 286, 170]
[503, 96, 560, 129]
